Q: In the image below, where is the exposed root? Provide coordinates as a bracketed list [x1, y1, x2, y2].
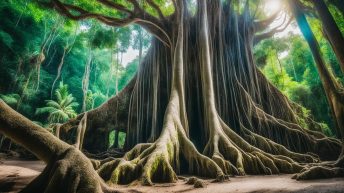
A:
[239, 125, 319, 163]
[335, 153, 344, 167]
[238, 83, 341, 160]
[186, 177, 207, 188]
[84, 149, 124, 160]
[291, 147, 344, 180]
[292, 166, 344, 180]
[202, 116, 306, 177]
[252, 109, 341, 160]
[96, 111, 224, 185]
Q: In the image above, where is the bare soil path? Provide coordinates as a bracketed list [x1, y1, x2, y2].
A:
[1, 160, 344, 193]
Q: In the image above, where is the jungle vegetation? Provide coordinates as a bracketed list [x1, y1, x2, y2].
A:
[0, 0, 343, 192]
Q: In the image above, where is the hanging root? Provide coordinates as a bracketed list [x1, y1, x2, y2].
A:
[54, 123, 62, 138]
[74, 112, 88, 150]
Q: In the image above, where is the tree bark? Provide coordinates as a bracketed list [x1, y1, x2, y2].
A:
[313, 0, 344, 74]
[114, 130, 119, 148]
[291, 0, 344, 140]
[289, 0, 344, 180]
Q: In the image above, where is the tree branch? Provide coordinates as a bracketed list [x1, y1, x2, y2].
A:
[147, 0, 166, 20]
[51, 0, 137, 27]
[254, 16, 292, 45]
[96, 0, 133, 15]
[254, 11, 281, 32]
[44, 0, 172, 47]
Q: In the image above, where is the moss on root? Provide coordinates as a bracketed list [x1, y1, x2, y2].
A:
[97, 113, 225, 185]
[292, 166, 344, 180]
[186, 177, 207, 188]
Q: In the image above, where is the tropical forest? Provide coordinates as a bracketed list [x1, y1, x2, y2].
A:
[0, 0, 344, 192]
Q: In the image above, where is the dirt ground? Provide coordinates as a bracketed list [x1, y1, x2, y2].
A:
[1, 160, 344, 193]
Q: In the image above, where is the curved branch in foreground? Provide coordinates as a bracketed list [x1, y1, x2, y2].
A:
[0, 100, 121, 193]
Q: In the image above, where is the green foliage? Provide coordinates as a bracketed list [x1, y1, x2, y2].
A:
[258, 32, 338, 133]
[0, 30, 14, 48]
[0, 0, 141, 125]
[35, 82, 78, 124]
[109, 130, 126, 148]
[132, 25, 151, 51]
[254, 38, 288, 67]
[91, 28, 118, 49]
[0, 93, 20, 108]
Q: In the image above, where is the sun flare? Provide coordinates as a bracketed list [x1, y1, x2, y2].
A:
[264, 0, 282, 14]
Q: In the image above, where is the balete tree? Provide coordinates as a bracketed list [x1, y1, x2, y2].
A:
[0, 0, 344, 192]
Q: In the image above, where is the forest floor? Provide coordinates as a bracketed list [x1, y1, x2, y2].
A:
[1, 159, 344, 193]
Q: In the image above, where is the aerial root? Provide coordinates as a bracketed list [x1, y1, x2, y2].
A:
[73, 112, 88, 150]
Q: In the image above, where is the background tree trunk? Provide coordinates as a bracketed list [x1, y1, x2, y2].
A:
[291, 0, 344, 141]
[314, 0, 344, 74]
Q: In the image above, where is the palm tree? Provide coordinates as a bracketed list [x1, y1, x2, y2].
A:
[36, 82, 78, 124]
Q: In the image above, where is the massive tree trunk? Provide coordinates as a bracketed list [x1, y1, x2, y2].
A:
[0, 0, 343, 192]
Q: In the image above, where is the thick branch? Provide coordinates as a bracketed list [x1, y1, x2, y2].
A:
[44, 0, 172, 47]
[51, 0, 137, 27]
[254, 11, 281, 32]
[254, 16, 292, 45]
[0, 100, 69, 162]
[147, 0, 166, 20]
